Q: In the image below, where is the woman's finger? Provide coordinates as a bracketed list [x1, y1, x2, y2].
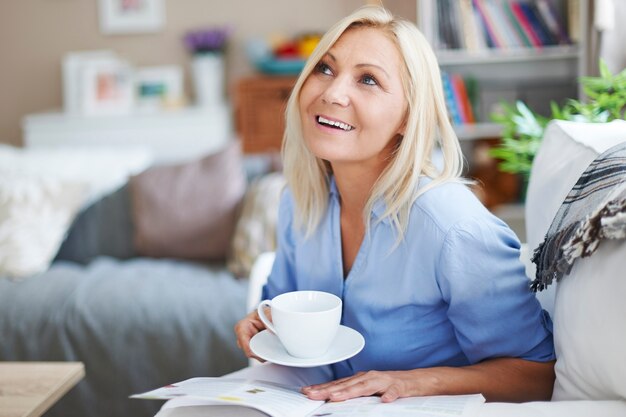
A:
[303, 372, 374, 400]
[381, 384, 401, 402]
[302, 373, 361, 396]
[324, 374, 384, 401]
[234, 311, 267, 360]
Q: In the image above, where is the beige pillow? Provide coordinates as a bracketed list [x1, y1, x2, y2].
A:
[130, 141, 246, 261]
[0, 173, 86, 278]
[227, 172, 286, 278]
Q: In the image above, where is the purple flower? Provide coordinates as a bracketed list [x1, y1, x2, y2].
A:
[184, 26, 233, 54]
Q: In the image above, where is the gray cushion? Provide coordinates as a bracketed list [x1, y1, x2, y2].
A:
[55, 184, 136, 264]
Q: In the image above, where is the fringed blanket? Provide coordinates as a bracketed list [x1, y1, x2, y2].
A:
[531, 141, 626, 292]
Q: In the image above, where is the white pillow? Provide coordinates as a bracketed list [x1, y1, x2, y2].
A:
[524, 120, 626, 401]
[551, 239, 626, 400]
[0, 173, 86, 277]
[526, 120, 626, 251]
[0, 145, 152, 278]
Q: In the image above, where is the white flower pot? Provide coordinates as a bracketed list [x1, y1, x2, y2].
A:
[192, 53, 224, 107]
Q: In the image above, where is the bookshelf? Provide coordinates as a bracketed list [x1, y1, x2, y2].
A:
[417, 0, 589, 141]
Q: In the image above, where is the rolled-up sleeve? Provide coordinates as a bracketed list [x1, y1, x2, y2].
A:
[262, 190, 298, 300]
[436, 216, 555, 364]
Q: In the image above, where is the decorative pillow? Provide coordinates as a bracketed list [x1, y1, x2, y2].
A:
[227, 172, 286, 278]
[525, 120, 626, 401]
[130, 141, 246, 261]
[551, 240, 626, 401]
[0, 173, 85, 278]
[0, 145, 151, 278]
[55, 184, 136, 264]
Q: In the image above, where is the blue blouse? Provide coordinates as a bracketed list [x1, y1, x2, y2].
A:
[263, 178, 555, 379]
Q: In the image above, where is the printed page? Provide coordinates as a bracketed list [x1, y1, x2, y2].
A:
[132, 377, 323, 417]
[308, 394, 486, 417]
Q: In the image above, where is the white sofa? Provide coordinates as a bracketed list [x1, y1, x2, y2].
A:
[479, 120, 626, 416]
[247, 120, 626, 416]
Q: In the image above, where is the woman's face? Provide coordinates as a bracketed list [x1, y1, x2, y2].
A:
[299, 27, 407, 172]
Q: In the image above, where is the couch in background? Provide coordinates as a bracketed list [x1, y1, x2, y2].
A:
[0, 141, 285, 417]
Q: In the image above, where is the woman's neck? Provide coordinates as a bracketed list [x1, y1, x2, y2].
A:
[332, 163, 384, 216]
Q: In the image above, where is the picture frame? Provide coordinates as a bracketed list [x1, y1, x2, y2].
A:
[98, 0, 165, 35]
[134, 66, 184, 112]
[63, 50, 118, 114]
[80, 58, 134, 116]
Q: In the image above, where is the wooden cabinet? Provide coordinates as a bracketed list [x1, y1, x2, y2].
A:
[236, 76, 297, 153]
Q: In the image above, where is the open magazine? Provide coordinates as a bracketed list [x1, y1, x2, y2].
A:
[132, 377, 486, 417]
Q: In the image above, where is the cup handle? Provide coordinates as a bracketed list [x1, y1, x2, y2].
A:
[257, 299, 276, 334]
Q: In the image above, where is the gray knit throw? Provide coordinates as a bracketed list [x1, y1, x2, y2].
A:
[531, 141, 626, 292]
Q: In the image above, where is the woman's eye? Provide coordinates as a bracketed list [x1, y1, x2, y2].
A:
[316, 62, 333, 76]
[361, 74, 378, 86]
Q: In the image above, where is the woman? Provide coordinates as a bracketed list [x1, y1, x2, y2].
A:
[234, 6, 555, 403]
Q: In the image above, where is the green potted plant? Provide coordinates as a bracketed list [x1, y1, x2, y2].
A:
[489, 60, 626, 198]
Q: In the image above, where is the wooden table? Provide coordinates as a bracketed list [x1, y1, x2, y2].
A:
[0, 362, 85, 417]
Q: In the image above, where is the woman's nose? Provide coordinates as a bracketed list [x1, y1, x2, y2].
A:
[321, 77, 350, 107]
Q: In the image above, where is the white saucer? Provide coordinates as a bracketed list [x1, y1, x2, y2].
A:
[250, 325, 365, 368]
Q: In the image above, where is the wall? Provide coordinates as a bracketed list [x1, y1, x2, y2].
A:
[0, 0, 416, 146]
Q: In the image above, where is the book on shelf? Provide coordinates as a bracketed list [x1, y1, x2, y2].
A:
[472, 0, 503, 48]
[567, 0, 581, 43]
[442, 72, 462, 125]
[132, 377, 486, 417]
[451, 74, 476, 124]
[536, 0, 572, 44]
[442, 72, 477, 126]
[518, 2, 557, 46]
[508, 1, 542, 47]
[435, 0, 573, 51]
[458, 0, 483, 51]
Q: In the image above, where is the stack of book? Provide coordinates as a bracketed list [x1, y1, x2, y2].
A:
[437, 0, 572, 51]
[442, 72, 477, 125]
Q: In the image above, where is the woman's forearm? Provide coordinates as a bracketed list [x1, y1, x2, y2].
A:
[414, 358, 555, 402]
[303, 358, 555, 402]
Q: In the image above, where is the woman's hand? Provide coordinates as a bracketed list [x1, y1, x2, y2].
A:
[301, 369, 438, 403]
[234, 309, 271, 361]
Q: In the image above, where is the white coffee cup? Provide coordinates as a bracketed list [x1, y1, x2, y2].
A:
[257, 291, 342, 359]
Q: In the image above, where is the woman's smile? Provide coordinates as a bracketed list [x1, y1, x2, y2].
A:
[315, 114, 355, 133]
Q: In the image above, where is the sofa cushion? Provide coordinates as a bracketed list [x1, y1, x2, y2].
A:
[130, 141, 246, 261]
[525, 120, 626, 401]
[0, 173, 85, 278]
[551, 239, 626, 400]
[227, 172, 285, 278]
[55, 185, 136, 264]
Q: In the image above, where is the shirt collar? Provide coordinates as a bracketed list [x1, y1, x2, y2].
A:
[329, 176, 390, 225]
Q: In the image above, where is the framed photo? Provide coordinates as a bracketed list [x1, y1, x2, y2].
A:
[80, 59, 134, 116]
[98, 0, 165, 35]
[135, 66, 184, 112]
[63, 50, 117, 114]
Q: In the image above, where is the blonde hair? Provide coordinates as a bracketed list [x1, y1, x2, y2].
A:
[282, 5, 465, 241]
